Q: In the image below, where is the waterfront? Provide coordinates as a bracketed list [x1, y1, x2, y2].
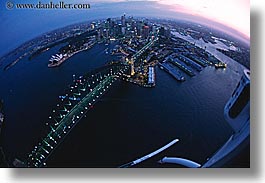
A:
[0, 35, 245, 167]
[46, 66, 237, 167]
[0, 8, 252, 166]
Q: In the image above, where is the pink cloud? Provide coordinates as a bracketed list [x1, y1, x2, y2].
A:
[156, 0, 250, 38]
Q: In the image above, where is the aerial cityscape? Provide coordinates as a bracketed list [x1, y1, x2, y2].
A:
[0, 0, 250, 168]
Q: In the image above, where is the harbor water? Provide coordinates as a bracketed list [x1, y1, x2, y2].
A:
[0, 36, 245, 167]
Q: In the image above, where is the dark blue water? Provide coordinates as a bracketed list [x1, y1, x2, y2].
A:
[0, 40, 243, 167]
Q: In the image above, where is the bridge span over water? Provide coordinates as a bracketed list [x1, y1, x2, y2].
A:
[21, 37, 158, 167]
[25, 64, 129, 167]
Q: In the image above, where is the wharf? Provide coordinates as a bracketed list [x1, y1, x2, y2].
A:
[186, 55, 208, 67]
[178, 55, 203, 72]
[159, 62, 185, 81]
[169, 59, 195, 77]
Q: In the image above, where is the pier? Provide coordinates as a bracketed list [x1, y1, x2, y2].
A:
[159, 62, 185, 81]
[186, 55, 208, 67]
[177, 55, 203, 72]
[169, 59, 195, 77]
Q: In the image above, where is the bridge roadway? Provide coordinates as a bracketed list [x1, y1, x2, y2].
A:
[26, 64, 128, 167]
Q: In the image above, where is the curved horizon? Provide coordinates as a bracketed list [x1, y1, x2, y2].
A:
[0, 0, 250, 57]
[156, 0, 250, 39]
[89, 0, 250, 38]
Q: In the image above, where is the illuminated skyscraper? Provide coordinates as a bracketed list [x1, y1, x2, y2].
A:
[121, 14, 126, 27]
[142, 25, 149, 39]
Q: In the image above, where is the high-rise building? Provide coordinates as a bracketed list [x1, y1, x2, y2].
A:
[136, 21, 143, 36]
[159, 26, 165, 36]
[121, 27, 126, 35]
[121, 14, 126, 27]
[130, 61, 135, 76]
[90, 23, 95, 30]
[97, 27, 103, 41]
[159, 26, 171, 38]
[103, 29, 109, 38]
[142, 25, 150, 39]
[152, 24, 157, 34]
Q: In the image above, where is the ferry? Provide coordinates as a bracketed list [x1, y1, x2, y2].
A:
[215, 62, 227, 69]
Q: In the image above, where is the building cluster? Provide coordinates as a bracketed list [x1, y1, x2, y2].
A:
[91, 14, 162, 41]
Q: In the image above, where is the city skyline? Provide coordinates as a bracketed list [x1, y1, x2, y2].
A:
[88, 0, 250, 38]
[0, 2, 250, 168]
[0, 0, 249, 57]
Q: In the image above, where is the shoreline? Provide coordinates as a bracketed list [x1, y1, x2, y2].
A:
[48, 42, 96, 68]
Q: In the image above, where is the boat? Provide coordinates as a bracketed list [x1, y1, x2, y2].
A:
[215, 62, 227, 69]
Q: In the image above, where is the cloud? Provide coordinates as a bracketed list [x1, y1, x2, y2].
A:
[85, 0, 249, 37]
[155, 0, 250, 37]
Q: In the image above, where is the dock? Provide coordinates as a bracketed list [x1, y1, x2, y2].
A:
[169, 59, 195, 77]
[186, 55, 208, 67]
[178, 55, 203, 72]
[159, 62, 185, 81]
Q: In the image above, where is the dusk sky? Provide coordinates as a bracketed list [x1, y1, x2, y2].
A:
[156, 0, 250, 38]
[90, 0, 250, 38]
[0, 0, 250, 56]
